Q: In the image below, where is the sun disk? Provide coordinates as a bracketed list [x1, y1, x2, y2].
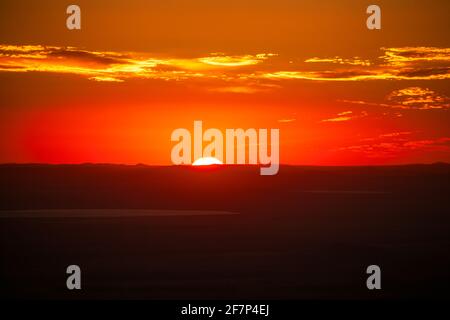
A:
[192, 157, 223, 166]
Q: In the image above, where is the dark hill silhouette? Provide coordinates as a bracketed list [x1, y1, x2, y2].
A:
[1, 164, 449, 299]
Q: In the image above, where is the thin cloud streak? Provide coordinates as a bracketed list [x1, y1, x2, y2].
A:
[321, 111, 368, 123]
[341, 87, 450, 111]
[305, 57, 371, 66]
[336, 137, 450, 158]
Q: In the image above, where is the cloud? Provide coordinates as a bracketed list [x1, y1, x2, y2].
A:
[88, 76, 125, 82]
[378, 131, 412, 138]
[380, 47, 450, 66]
[261, 67, 450, 81]
[305, 57, 371, 66]
[261, 47, 450, 81]
[1, 45, 449, 86]
[402, 138, 450, 150]
[261, 70, 382, 81]
[277, 118, 296, 123]
[360, 131, 413, 142]
[342, 87, 450, 111]
[208, 82, 280, 94]
[337, 111, 353, 116]
[198, 53, 276, 67]
[321, 110, 367, 123]
[336, 136, 450, 158]
[0, 44, 276, 83]
[387, 87, 450, 110]
[321, 116, 352, 122]
[208, 86, 261, 93]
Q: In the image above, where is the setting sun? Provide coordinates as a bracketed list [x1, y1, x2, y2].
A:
[0, 0, 450, 305]
[192, 157, 223, 166]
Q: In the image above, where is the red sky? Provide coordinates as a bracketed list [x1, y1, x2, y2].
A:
[0, 0, 449, 165]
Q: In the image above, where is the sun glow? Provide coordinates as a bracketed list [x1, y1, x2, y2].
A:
[192, 157, 223, 166]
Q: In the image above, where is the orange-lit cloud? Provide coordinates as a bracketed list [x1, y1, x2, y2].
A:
[379, 131, 413, 138]
[381, 47, 450, 66]
[305, 57, 371, 66]
[387, 87, 450, 110]
[0, 45, 275, 83]
[208, 83, 280, 94]
[198, 53, 275, 67]
[1, 45, 449, 85]
[336, 136, 450, 158]
[342, 87, 449, 111]
[263, 47, 450, 81]
[261, 68, 449, 81]
[321, 110, 368, 123]
[277, 118, 296, 123]
[359, 132, 413, 142]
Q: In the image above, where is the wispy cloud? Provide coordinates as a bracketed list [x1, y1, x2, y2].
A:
[379, 131, 412, 138]
[321, 110, 367, 123]
[305, 56, 371, 66]
[198, 53, 276, 67]
[380, 47, 450, 66]
[336, 132, 450, 158]
[262, 47, 450, 81]
[359, 131, 413, 142]
[208, 83, 280, 94]
[1, 45, 449, 85]
[0, 44, 275, 83]
[262, 67, 450, 81]
[262, 70, 389, 81]
[387, 87, 450, 110]
[277, 118, 296, 123]
[342, 87, 450, 111]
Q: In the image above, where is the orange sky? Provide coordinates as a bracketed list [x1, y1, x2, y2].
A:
[0, 0, 449, 165]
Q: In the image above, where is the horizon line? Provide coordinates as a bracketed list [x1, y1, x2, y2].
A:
[0, 162, 448, 168]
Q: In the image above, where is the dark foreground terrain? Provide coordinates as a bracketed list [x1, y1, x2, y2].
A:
[1, 164, 449, 299]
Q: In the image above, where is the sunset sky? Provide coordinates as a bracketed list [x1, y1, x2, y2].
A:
[0, 0, 449, 165]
